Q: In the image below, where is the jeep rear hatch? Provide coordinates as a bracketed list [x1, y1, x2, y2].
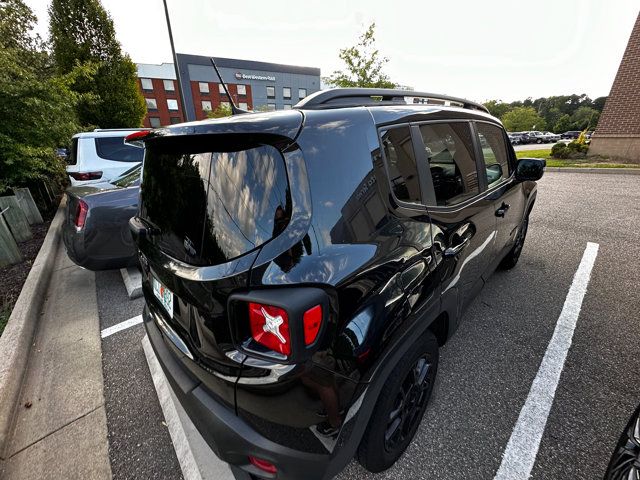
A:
[134, 111, 302, 389]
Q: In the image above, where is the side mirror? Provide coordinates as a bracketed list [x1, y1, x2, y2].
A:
[515, 158, 545, 182]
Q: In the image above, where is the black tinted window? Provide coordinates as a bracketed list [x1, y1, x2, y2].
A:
[95, 137, 145, 162]
[418, 122, 479, 206]
[201, 145, 290, 264]
[141, 140, 290, 266]
[477, 123, 510, 187]
[380, 126, 421, 204]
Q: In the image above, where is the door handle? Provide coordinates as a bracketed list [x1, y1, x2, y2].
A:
[495, 202, 510, 218]
[444, 234, 472, 257]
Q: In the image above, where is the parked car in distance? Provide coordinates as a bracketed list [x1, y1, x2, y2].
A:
[561, 130, 581, 140]
[66, 128, 147, 186]
[63, 164, 140, 270]
[604, 403, 640, 479]
[508, 133, 523, 145]
[130, 88, 545, 480]
[541, 131, 561, 143]
[516, 132, 537, 144]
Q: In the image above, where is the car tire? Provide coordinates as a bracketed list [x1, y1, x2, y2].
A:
[357, 330, 439, 473]
[499, 213, 530, 270]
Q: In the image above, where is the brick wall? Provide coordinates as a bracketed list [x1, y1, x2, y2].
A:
[138, 78, 254, 126]
[190, 82, 253, 120]
[139, 78, 185, 128]
[594, 12, 640, 136]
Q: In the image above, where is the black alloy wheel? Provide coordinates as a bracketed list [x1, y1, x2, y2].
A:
[357, 330, 439, 473]
[384, 355, 433, 452]
[605, 405, 640, 480]
[499, 214, 529, 270]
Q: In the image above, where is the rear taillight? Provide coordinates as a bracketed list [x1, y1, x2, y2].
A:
[75, 200, 89, 230]
[303, 305, 322, 345]
[249, 303, 291, 355]
[248, 456, 277, 475]
[69, 171, 102, 181]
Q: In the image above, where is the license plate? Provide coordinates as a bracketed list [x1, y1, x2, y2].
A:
[152, 276, 173, 318]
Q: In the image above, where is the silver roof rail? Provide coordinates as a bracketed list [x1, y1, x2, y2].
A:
[294, 88, 489, 113]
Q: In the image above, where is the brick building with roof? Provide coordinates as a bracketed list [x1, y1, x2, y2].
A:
[590, 12, 640, 162]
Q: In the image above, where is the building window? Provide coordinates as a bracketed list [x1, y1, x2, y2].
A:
[145, 98, 157, 110]
[201, 100, 212, 111]
[218, 84, 227, 94]
[283, 104, 292, 110]
[221, 101, 231, 109]
[199, 82, 209, 94]
[267, 103, 276, 111]
[237, 84, 246, 96]
[239, 102, 248, 110]
[149, 117, 161, 128]
[266, 86, 275, 99]
[170, 117, 181, 124]
[299, 88, 307, 99]
[283, 87, 291, 99]
[163, 79, 175, 91]
[167, 99, 179, 111]
[141, 78, 153, 90]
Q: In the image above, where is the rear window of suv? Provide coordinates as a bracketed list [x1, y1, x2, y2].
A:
[95, 137, 145, 162]
[140, 138, 291, 266]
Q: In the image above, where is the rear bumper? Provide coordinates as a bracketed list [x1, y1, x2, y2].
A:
[143, 306, 337, 480]
[62, 222, 137, 271]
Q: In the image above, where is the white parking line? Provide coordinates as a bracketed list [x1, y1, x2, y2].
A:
[494, 242, 599, 480]
[142, 335, 235, 480]
[100, 314, 143, 338]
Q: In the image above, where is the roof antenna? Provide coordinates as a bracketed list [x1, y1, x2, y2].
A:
[210, 57, 249, 115]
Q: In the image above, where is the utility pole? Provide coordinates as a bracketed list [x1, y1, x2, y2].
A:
[162, 0, 187, 122]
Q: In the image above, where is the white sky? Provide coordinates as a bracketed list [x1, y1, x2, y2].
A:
[25, 0, 639, 102]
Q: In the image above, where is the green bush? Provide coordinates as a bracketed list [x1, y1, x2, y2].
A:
[551, 142, 569, 159]
[551, 141, 589, 160]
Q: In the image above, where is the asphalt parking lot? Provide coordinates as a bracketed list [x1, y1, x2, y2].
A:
[96, 171, 640, 480]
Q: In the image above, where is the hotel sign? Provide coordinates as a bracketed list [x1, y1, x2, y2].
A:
[235, 72, 276, 82]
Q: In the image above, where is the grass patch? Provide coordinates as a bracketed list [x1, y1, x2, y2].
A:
[516, 149, 640, 168]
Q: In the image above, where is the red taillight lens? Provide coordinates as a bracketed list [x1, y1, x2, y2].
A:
[69, 171, 102, 181]
[248, 456, 277, 475]
[75, 200, 89, 230]
[124, 130, 151, 142]
[248, 303, 290, 355]
[303, 305, 322, 345]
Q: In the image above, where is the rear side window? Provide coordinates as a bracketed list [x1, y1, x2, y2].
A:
[477, 123, 510, 187]
[141, 140, 290, 266]
[67, 138, 78, 165]
[95, 137, 145, 162]
[418, 122, 479, 206]
[380, 126, 421, 204]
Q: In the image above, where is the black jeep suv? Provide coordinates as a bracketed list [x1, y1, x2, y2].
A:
[129, 88, 544, 480]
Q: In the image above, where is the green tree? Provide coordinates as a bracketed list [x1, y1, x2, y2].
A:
[324, 23, 396, 88]
[483, 100, 512, 119]
[593, 96, 607, 112]
[554, 114, 572, 133]
[570, 106, 599, 131]
[206, 103, 232, 118]
[0, 0, 82, 191]
[48, 0, 145, 128]
[501, 106, 546, 132]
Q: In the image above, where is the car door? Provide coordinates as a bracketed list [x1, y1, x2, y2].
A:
[474, 121, 527, 265]
[414, 120, 498, 314]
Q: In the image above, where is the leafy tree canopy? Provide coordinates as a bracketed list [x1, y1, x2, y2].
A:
[0, 0, 83, 191]
[206, 103, 232, 118]
[48, 0, 145, 128]
[325, 23, 397, 88]
[502, 106, 546, 132]
[484, 94, 607, 132]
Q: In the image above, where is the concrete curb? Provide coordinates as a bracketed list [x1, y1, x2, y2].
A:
[546, 167, 640, 174]
[0, 197, 66, 459]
